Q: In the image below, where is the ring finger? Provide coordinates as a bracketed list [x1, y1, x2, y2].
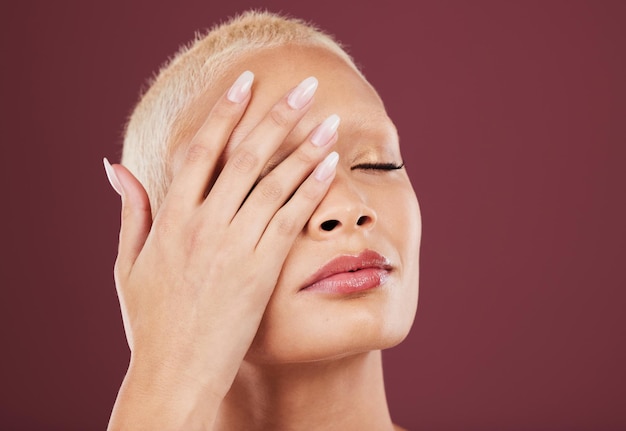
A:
[232, 114, 340, 241]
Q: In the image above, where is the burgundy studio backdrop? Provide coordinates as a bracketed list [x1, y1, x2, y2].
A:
[1, 1, 625, 430]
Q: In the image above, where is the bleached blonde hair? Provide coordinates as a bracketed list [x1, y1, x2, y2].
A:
[121, 10, 361, 215]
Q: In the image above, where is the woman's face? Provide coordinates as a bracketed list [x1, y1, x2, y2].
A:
[174, 45, 421, 364]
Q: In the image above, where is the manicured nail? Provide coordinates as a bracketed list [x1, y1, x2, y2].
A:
[311, 114, 340, 147]
[287, 76, 318, 109]
[314, 152, 339, 181]
[227, 70, 254, 103]
[103, 157, 122, 195]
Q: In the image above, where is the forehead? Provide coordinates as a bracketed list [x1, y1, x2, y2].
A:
[233, 44, 385, 120]
[172, 44, 398, 169]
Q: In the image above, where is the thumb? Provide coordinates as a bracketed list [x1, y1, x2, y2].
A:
[103, 158, 152, 280]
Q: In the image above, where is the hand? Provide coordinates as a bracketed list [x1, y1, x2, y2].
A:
[104, 71, 340, 429]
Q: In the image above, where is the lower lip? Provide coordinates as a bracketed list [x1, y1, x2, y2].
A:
[301, 268, 389, 295]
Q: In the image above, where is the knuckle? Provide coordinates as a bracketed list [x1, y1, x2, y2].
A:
[268, 107, 291, 128]
[211, 99, 238, 119]
[227, 126, 248, 147]
[299, 183, 321, 202]
[273, 214, 299, 237]
[121, 203, 134, 223]
[258, 179, 283, 202]
[293, 148, 315, 165]
[184, 143, 212, 164]
[121, 201, 152, 225]
[231, 149, 258, 173]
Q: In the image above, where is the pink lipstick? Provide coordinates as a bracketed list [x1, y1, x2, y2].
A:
[300, 250, 392, 295]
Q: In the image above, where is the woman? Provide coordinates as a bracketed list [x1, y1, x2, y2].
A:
[104, 11, 421, 430]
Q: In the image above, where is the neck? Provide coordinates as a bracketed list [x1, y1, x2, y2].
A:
[214, 350, 395, 431]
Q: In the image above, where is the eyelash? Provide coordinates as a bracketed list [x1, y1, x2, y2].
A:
[351, 162, 405, 171]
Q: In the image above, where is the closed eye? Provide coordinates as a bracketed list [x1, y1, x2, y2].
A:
[351, 162, 405, 171]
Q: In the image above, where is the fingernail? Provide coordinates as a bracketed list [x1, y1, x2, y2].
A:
[103, 157, 122, 195]
[314, 152, 339, 182]
[227, 70, 254, 103]
[311, 114, 340, 147]
[287, 76, 318, 109]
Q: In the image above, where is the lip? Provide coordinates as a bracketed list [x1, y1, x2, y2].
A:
[299, 250, 392, 295]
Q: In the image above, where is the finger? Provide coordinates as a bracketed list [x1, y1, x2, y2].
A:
[233, 114, 340, 241]
[104, 159, 153, 280]
[257, 152, 339, 254]
[204, 76, 318, 222]
[165, 70, 254, 208]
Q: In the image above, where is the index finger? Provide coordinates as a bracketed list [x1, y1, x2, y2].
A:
[164, 70, 254, 209]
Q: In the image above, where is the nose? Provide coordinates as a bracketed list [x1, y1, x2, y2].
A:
[306, 173, 377, 239]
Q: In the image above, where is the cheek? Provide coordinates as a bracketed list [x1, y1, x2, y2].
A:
[376, 183, 422, 259]
[376, 184, 421, 327]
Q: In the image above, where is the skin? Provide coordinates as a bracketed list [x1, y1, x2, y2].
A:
[106, 44, 420, 431]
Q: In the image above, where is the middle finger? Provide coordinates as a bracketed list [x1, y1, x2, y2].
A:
[204, 76, 318, 222]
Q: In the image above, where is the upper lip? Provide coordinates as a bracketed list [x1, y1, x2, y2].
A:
[300, 249, 392, 291]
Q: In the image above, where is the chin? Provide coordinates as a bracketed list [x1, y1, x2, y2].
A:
[245, 289, 418, 365]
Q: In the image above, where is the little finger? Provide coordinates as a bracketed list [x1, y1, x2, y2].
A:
[257, 152, 339, 253]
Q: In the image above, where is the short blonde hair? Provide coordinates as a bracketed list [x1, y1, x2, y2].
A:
[122, 10, 360, 214]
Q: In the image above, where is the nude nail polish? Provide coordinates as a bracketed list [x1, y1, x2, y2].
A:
[103, 157, 122, 195]
[311, 114, 340, 147]
[287, 76, 318, 109]
[227, 70, 254, 103]
[314, 152, 339, 181]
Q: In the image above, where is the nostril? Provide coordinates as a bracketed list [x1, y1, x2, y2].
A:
[356, 216, 370, 226]
[321, 220, 340, 231]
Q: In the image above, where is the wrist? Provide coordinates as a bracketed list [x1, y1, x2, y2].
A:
[107, 358, 224, 431]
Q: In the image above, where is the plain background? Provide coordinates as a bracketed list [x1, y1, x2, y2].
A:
[1, 1, 625, 430]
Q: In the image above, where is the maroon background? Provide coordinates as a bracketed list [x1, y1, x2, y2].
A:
[1, 1, 625, 430]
